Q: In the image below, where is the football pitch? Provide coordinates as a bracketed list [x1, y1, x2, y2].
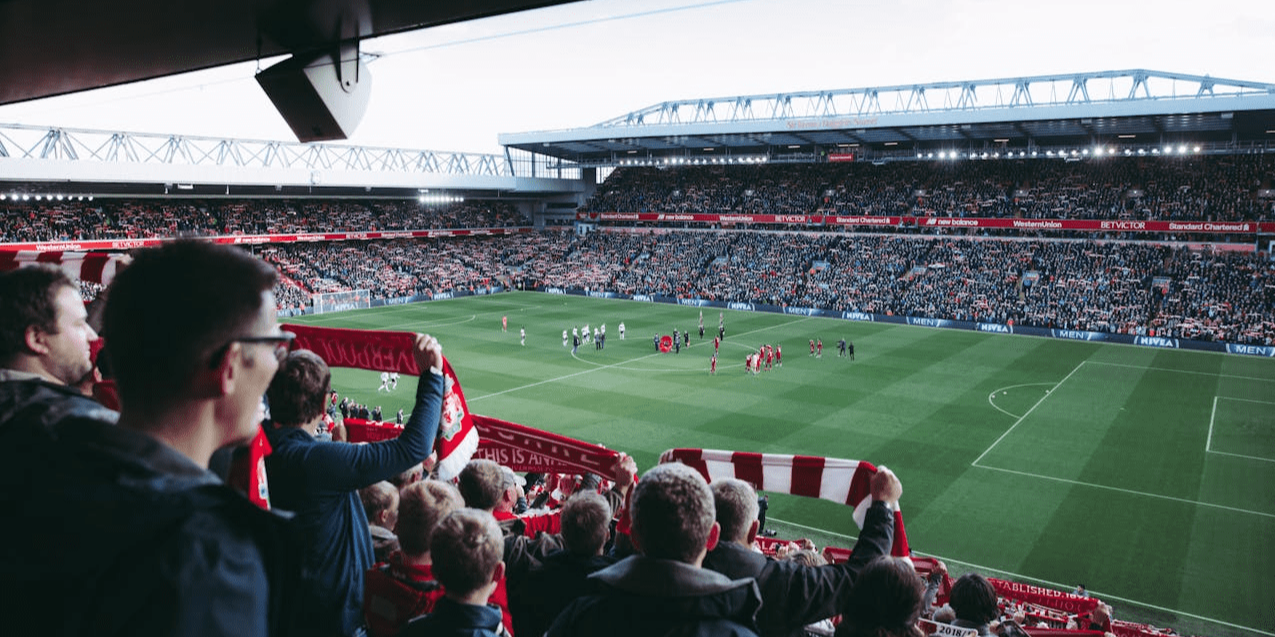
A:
[285, 292, 1274, 635]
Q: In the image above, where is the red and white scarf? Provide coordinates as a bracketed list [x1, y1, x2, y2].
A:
[283, 323, 478, 479]
[660, 448, 911, 557]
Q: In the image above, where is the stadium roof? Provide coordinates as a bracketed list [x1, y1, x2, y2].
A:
[0, 0, 581, 107]
[500, 70, 1275, 165]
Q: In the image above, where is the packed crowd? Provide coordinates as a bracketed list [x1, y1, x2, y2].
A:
[0, 198, 527, 243]
[582, 156, 1275, 222]
[0, 238, 1217, 637]
[260, 233, 559, 302]
[260, 231, 1274, 345]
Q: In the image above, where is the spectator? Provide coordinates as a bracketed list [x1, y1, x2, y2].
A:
[835, 557, 926, 637]
[456, 458, 557, 634]
[547, 462, 763, 637]
[363, 480, 465, 637]
[360, 480, 402, 564]
[702, 472, 898, 637]
[512, 491, 618, 637]
[391, 462, 425, 491]
[399, 509, 510, 637]
[0, 265, 99, 392]
[265, 337, 444, 637]
[947, 573, 999, 636]
[3, 241, 299, 637]
[780, 550, 837, 637]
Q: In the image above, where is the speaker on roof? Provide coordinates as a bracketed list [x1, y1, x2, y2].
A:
[256, 46, 371, 143]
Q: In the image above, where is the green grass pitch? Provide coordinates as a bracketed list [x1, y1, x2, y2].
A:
[285, 292, 1275, 635]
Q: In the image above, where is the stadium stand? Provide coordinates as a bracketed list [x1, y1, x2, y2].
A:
[581, 156, 1275, 222]
[0, 198, 528, 243]
[244, 231, 1272, 345]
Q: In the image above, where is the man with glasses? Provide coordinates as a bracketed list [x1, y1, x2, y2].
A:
[2, 240, 300, 637]
[265, 336, 445, 637]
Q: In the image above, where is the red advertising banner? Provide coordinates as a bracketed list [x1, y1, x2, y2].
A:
[825, 215, 903, 226]
[911, 217, 1260, 234]
[577, 212, 825, 224]
[827, 152, 856, 163]
[576, 213, 1274, 234]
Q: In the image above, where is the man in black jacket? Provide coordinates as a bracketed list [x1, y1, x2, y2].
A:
[701, 468, 900, 637]
[1, 242, 302, 637]
[548, 462, 763, 637]
[0, 265, 98, 392]
[511, 491, 618, 637]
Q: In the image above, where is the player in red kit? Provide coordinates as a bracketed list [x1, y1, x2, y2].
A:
[710, 353, 717, 375]
[765, 346, 774, 371]
[816, 338, 823, 358]
[502, 315, 507, 332]
[775, 345, 782, 367]
[809, 339, 815, 356]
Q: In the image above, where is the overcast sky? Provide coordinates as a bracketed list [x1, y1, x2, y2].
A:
[0, 0, 1270, 154]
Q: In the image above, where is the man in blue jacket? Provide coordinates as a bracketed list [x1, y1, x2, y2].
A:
[266, 336, 444, 637]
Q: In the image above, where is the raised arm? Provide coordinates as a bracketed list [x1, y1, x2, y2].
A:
[301, 334, 445, 491]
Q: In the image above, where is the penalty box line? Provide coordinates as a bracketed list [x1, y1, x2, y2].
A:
[1207, 395, 1275, 464]
[972, 362, 1275, 519]
[971, 360, 1087, 467]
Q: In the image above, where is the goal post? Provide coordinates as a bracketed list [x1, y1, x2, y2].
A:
[311, 289, 371, 314]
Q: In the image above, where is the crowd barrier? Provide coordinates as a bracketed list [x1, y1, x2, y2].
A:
[536, 287, 1275, 357]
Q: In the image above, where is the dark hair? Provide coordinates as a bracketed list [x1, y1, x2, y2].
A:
[266, 350, 330, 427]
[949, 573, 999, 625]
[430, 509, 503, 595]
[836, 557, 925, 637]
[560, 491, 612, 557]
[102, 241, 277, 407]
[0, 265, 75, 364]
[631, 463, 715, 563]
[457, 459, 505, 510]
